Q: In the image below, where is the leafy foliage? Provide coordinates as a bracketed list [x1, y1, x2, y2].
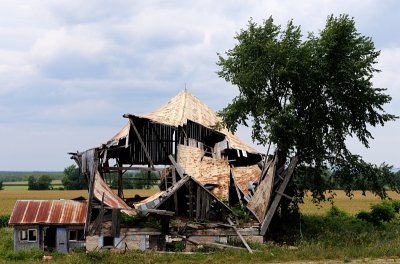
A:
[62, 164, 86, 190]
[356, 200, 397, 225]
[27, 175, 52, 190]
[0, 215, 9, 228]
[217, 14, 398, 203]
[0, 181, 2, 190]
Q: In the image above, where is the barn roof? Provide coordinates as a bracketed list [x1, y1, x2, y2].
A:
[109, 90, 258, 153]
[9, 200, 87, 225]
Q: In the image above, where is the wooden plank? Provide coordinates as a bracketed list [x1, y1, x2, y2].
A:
[196, 186, 201, 220]
[129, 119, 155, 169]
[230, 166, 243, 205]
[247, 157, 277, 222]
[188, 180, 193, 219]
[260, 156, 299, 236]
[111, 208, 120, 237]
[227, 218, 253, 254]
[139, 209, 175, 216]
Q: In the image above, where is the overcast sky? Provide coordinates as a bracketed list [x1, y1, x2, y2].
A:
[0, 0, 399, 171]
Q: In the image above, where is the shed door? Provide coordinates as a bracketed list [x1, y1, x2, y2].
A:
[56, 227, 68, 253]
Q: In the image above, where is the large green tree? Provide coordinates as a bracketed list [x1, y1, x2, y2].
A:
[217, 14, 398, 204]
[62, 164, 86, 190]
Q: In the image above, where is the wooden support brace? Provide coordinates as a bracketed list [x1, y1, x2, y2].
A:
[168, 154, 185, 178]
[227, 218, 253, 254]
[275, 190, 293, 200]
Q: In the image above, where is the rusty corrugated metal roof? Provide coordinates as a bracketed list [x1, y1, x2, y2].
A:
[9, 200, 87, 225]
[93, 169, 132, 210]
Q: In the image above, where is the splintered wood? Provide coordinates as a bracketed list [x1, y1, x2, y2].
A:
[247, 157, 276, 222]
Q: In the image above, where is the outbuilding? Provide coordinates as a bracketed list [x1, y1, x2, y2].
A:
[9, 200, 87, 253]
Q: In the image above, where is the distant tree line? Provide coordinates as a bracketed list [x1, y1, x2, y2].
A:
[0, 171, 64, 182]
[111, 171, 159, 190]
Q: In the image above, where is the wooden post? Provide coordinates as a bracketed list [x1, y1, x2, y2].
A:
[260, 156, 299, 236]
[188, 180, 193, 219]
[196, 186, 201, 220]
[117, 164, 124, 198]
[85, 171, 95, 235]
[227, 218, 253, 254]
[172, 168, 179, 215]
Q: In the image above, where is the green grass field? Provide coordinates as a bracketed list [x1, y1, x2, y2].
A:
[2, 180, 63, 190]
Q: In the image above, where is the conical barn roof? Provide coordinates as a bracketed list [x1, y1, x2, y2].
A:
[110, 90, 257, 153]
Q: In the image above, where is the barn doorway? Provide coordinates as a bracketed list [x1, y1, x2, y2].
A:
[43, 226, 56, 251]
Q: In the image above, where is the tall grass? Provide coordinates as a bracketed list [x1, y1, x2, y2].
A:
[2, 202, 400, 263]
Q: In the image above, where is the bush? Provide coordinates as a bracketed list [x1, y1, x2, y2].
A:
[390, 200, 400, 213]
[356, 211, 372, 222]
[0, 215, 10, 228]
[370, 201, 395, 224]
[5, 248, 43, 261]
[327, 206, 348, 218]
[356, 201, 396, 225]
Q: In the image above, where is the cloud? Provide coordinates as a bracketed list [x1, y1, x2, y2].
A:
[0, 0, 399, 169]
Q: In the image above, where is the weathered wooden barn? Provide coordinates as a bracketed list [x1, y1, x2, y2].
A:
[67, 90, 298, 252]
[0, 89, 294, 253]
[9, 200, 87, 253]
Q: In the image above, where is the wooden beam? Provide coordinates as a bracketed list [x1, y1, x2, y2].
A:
[227, 218, 253, 254]
[275, 190, 293, 200]
[168, 155, 185, 178]
[139, 209, 175, 216]
[84, 170, 95, 235]
[260, 156, 299, 236]
[172, 168, 179, 215]
[103, 166, 164, 172]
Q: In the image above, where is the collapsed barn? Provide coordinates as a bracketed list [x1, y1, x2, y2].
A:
[9, 90, 297, 253]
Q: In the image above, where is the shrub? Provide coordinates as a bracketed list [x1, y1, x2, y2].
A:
[370, 201, 395, 224]
[0, 215, 10, 228]
[356, 201, 396, 225]
[390, 200, 400, 213]
[327, 206, 348, 218]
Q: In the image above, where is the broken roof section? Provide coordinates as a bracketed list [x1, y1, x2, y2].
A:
[108, 90, 257, 153]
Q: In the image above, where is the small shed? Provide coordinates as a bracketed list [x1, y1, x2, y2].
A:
[9, 200, 87, 253]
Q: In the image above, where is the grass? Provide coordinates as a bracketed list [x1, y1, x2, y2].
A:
[2, 190, 400, 263]
[300, 190, 400, 215]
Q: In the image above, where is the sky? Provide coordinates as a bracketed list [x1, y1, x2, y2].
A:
[0, 0, 399, 171]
